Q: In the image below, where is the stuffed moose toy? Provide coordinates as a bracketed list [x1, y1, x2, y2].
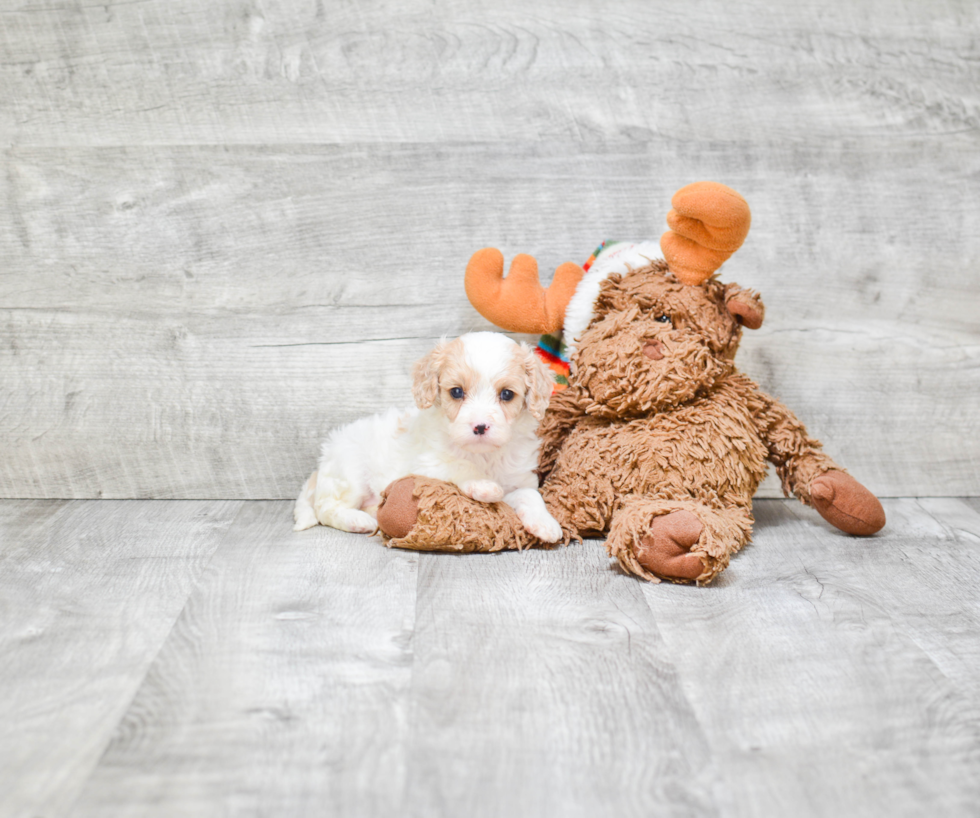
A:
[375, 182, 886, 584]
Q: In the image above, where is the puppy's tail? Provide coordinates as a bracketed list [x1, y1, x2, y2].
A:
[293, 471, 319, 531]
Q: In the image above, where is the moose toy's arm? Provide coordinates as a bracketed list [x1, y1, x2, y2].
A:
[741, 377, 886, 536]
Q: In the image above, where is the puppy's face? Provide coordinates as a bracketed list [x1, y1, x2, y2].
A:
[412, 332, 554, 453]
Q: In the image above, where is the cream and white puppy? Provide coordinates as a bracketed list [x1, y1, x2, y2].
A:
[293, 331, 563, 542]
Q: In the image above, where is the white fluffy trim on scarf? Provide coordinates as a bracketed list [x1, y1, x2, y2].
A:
[561, 240, 664, 358]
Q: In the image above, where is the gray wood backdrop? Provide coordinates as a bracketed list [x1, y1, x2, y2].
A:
[1, 0, 978, 500]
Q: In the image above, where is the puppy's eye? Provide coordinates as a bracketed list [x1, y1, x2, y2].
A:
[449, 387, 464, 400]
[499, 389, 515, 402]
[656, 314, 672, 326]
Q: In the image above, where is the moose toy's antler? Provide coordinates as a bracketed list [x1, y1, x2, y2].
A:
[661, 182, 752, 286]
[465, 182, 749, 332]
[464, 248, 584, 334]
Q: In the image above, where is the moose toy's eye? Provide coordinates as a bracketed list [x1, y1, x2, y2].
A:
[449, 387, 464, 400]
[656, 314, 672, 325]
[499, 389, 515, 402]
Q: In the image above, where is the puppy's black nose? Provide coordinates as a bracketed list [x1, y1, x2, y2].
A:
[474, 424, 488, 436]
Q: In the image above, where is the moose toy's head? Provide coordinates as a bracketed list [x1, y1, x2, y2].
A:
[570, 261, 763, 414]
[463, 182, 760, 414]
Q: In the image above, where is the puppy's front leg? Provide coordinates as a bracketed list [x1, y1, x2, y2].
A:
[460, 480, 505, 503]
[504, 488, 563, 543]
[415, 457, 503, 503]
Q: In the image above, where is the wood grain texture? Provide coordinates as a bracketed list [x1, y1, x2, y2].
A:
[0, 0, 976, 146]
[0, 499, 241, 818]
[642, 498, 980, 817]
[68, 502, 419, 818]
[2, 497, 977, 817]
[2, 139, 978, 498]
[401, 542, 716, 818]
[0, 498, 980, 818]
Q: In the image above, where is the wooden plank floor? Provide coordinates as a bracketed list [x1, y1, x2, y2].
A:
[2, 498, 979, 818]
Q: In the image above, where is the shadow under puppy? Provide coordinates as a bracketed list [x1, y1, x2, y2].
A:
[294, 331, 562, 543]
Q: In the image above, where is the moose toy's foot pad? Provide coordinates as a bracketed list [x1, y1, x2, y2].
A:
[810, 470, 886, 536]
[605, 498, 754, 585]
[635, 511, 705, 582]
[376, 476, 419, 540]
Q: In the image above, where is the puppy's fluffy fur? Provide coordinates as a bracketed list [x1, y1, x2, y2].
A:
[293, 331, 562, 542]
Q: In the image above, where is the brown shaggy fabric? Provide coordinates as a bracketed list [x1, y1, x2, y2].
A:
[377, 260, 885, 584]
[606, 497, 754, 584]
[379, 475, 568, 553]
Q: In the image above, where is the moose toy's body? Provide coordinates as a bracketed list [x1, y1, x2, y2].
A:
[375, 183, 885, 584]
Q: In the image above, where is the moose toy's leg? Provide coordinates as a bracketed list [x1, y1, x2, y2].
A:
[376, 475, 540, 553]
[605, 498, 754, 584]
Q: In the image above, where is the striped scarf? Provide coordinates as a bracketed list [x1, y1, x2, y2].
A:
[534, 241, 610, 391]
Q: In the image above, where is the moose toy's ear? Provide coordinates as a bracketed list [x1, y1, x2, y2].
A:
[725, 285, 765, 330]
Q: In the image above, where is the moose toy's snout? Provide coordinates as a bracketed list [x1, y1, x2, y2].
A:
[643, 340, 665, 361]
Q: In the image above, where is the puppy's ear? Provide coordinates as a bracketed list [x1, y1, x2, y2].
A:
[412, 341, 445, 409]
[522, 343, 555, 420]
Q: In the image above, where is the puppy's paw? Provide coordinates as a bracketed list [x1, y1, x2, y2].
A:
[316, 506, 378, 534]
[340, 509, 379, 534]
[293, 507, 319, 531]
[461, 480, 505, 503]
[520, 510, 563, 544]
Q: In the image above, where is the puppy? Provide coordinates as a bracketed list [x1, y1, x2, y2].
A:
[293, 331, 563, 542]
